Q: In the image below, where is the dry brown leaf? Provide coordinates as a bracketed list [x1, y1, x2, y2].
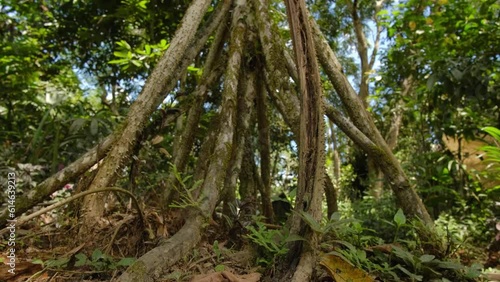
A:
[159, 148, 171, 158]
[320, 253, 374, 282]
[191, 271, 261, 282]
[151, 135, 164, 145]
[366, 243, 399, 254]
[0, 254, 43, 281]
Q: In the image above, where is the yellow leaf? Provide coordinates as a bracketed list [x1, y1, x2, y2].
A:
[438, 0, 448, 5]
[425, 18, 433, 25]
[320, 253, 375, 282]
[409, 21, 417, 30]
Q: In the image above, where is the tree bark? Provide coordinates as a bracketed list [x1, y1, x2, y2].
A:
[324, 172, 338, 218]
[325, 121, 340, 217]
[239, 134, 257, 217]
[372, 75, 414, 198]
[256, 71, 274, 222]
[222, 56, 256, 219]
[349, 0, 370, 106]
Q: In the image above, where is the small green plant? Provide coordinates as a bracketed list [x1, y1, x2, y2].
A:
[212, 240, 226, 272]
[213, 240, 223, 263]
[321, 209, 483, 281]
[44, 249, 135, 271]
[244, 216, 290, 266]
[322, 212, 381, 247]
[393, 208, 406, 242]
[168, 164, 202, 209]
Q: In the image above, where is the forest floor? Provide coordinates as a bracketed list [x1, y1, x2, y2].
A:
[1, 200, 499, 281]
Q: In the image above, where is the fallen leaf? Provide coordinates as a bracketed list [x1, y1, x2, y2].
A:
[191, 271, 261, 282]
[151, 135, 164, 145]
[320, 253, 374, 282]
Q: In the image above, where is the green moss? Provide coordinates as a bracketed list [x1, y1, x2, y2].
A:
[127, 260, 148, 276]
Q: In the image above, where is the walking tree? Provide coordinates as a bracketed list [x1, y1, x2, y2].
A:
[0, 0, 445, 280]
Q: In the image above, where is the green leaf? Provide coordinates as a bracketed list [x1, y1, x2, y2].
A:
[356, 249, 367, 261]
[298, 211, 322, 233]
[31, 259, 44, 265]
[113, 51, 129, 58]
[419, 254, 435, 263]
[187, 65, 200, 73]
[91, 249, 104, 262]
[138, 0, 148, 9]
[116, 257, 136, 266]
[117, 40, 131, 50]
[213, 240, 221, 256]
[69, 118, 86, 133]
[464, 22, 478, 31]
[451, 69, 463, 80]
[392, 246, 414, 265]
[330, 212, 341, 221]
[215, 264, 225, 272]
[75, 253, 88, 267]
[377, 9, 389, 16]
[333, 240, 357, 252]
[426, 73, 437, 90]
[47, 257, 70, 268]
[396, 264, 423, 281]
[482, 126, 500, 141]
[436, 260, 465, 270]
[131, 59, 142, 67]
[393, 209, 406, 226]
[108, 59, 129, 65]
[464, 263, 483, 278]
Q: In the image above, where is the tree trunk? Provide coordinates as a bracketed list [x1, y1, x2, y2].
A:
[324, 173, 338, 218]
[256, 71, 274, 222]
[78, 0, 228, 238]
[252, 0, 300, 135]
[239, 134, 257, 218]
[312, 16, 433, 225]
[372, 75, 414, 198]
[222, 57, 256, 219]
[164, 21, 228, 207]
[117, 0, 247, 279]
[278, 0, 325, 280]
[253, 0, 336, 230]
[348, 0, 383, 106]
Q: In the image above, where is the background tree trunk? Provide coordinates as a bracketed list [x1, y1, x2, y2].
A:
[312, 17, 433, 225]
